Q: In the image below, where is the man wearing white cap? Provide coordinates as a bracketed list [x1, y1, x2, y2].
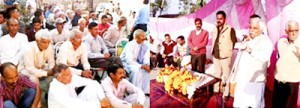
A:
[50, 18, 70, 45]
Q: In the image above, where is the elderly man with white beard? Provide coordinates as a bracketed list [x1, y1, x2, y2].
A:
[233, 18, 273, 107]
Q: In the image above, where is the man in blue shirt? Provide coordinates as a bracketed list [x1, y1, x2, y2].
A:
[128, 0, 149, 41]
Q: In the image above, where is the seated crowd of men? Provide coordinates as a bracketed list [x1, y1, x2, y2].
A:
[0, 5, 149, 108]
[151, 10, 300, 108]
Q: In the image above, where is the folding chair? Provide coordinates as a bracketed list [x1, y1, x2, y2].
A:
[53, 41, 64, 61]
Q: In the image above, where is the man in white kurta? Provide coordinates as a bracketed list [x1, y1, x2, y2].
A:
[48, 64, 110, 108]
[0, 18, 28, 65]
[102, 64, 145, 108]
[18, 29, 55, 85]
[56, 29, 93, 78]
[233, 18, 273, 107]
[120, 29, 150, 94]
[104, 16, 127, 55]
[50, 18, 70, 45]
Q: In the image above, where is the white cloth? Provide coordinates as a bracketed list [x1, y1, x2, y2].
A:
[19, 41, 55, 77]
[233, 34, 273, 108]
[76, 27, 89, 38]
[150, 40, 160, 53]
[0, 32, 28, 65]
[56, 41, 90, 75]
[196, 29, 201, 35]
[101, 77, 145, 108]
[103, 25, 126, 48]
[50, 29, 70, 45]
[48, 74, 105, 108]
[84, 34, 109, 58]
[120, 40, 150, 94]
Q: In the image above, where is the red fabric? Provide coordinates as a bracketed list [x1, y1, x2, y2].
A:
[0, 75, 37, 108]
[188, 29, 209, 55]
[98, 23, 110, 36]
[162, 40, 177, 55]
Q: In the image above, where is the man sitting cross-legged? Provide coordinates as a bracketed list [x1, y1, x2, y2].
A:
[102, 64, 145, 108]
[48, 64, 111, 108]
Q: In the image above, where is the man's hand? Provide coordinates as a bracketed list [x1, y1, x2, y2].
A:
[81, 70, 93, 79]
[104, 53, 110, 58]
[193, 47, 198, 51]
[47, 69, 54, 76]
[100, 97, 111, 108]
[141, 65, 150, 73]
[130, 27, 134, 33]
[243, 34, 251, 41]
[162, 54, 166, 58]
[132, 103, 143, 108]
[245, 46, 252, 53]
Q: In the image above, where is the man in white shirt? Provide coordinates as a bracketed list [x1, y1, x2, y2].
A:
[120, 29, 150, 94]
[150, 36, 160, 69]
[273, 20, 300, 108]
[77, 18, 89, 38]
[104, 16, 127, 55]
[56, 29, 93, 79]
[84, 22, 123, 68]
[102, 64, 145, 108]
[0, 18, 28, 65]
[50, 17, 70, 45]
[48, 64, 111, 108]
[175, 35, 189, 56]
[233, 18, 273, 108]
[19, 29, 55, 85]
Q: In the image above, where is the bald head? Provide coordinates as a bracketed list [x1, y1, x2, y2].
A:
[0, 62, 19, 88]
[7, 18, 18, 26]
[7, 18, 19, 37]
[0, 62, 17, 77]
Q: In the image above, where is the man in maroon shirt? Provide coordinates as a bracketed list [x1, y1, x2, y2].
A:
[0, 62, 41, 108]
[25, 17, 42, 42]
[188, 18, 208, 73]
[158, 34, 177, 67]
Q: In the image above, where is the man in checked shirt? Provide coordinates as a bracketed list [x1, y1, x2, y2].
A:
[0, 62, 41, 108]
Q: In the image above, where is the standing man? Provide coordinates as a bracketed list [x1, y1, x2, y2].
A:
[273, 20, 300, 108]
[188, 18, 208, 73]
[212, 10, 237, 93]
[128, 0, 149, 41]
[233, 18, 273, 108]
